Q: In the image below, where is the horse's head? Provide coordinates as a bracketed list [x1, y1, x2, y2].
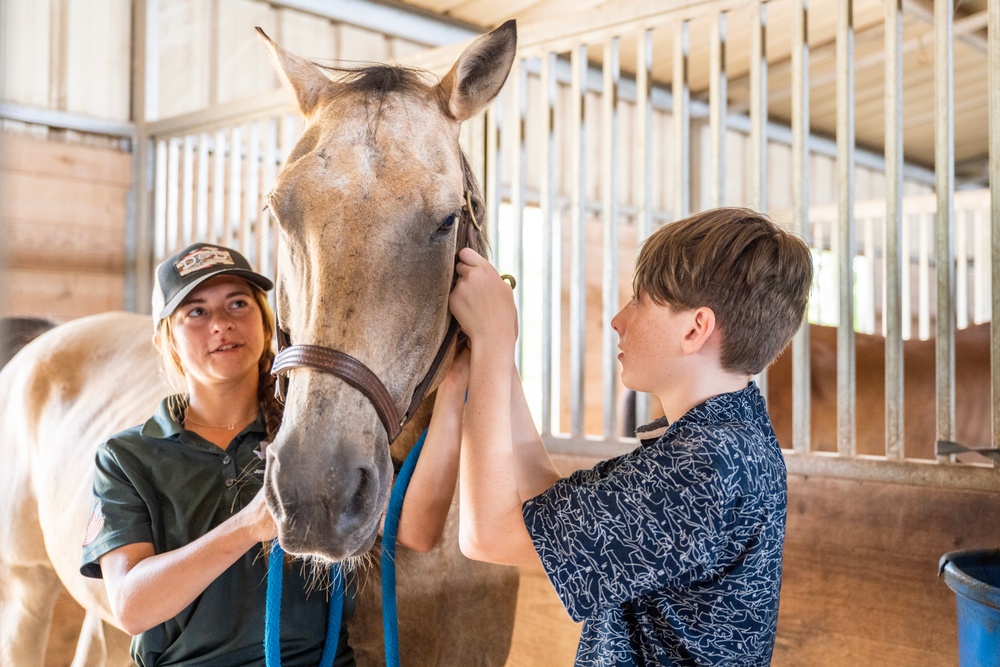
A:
[257, 22, 515, 562]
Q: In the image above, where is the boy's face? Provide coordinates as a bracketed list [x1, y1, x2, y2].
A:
[611, 292, 692, 396]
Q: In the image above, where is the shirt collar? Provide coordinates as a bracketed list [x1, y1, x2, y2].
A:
[141, 395, 266, 440]
[635, 382, 763, 444]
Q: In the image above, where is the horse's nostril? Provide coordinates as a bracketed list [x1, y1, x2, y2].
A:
[345, 466, 372, 518]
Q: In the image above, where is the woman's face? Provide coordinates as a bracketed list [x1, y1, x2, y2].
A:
[168, 275, 266, 390]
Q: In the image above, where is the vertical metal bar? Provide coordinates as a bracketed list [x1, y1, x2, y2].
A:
[709, 12, 727, 208]
[674, 21, 690, 219]
[989, 0, 1000, 450]
[750, 2, 768, 213]
[635, 29, 654, 428]
[540, 51, 557, 437]
[957, 211, 968, 329]
[935, 0, 956, 456]
[260, 117, 277, 279]
[128, 0, 158, 313]
[750, 1, 769, 404]
[485, 97, 503, 263]
[181, 135, 195, 247]
[836, 0, 856, 458]
[902, 212, 912, 341]
[166, 138, 180, 255]
[153, 139, 167, 265]
[212, 129, 225, 244]
[602, 37, 620, 440]
[974, 207, 988, 324]
[244, 122, 260, 264]
[570, 44, 587, 438]
[196, 132, 209, 242]
[227, 126, 242, 249]
[885, 0, 906, 458]
[791, 0, 812, 454]
[510, 60, 526, 372]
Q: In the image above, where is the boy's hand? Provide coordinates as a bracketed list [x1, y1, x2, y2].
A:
[450, 248, 517, 348]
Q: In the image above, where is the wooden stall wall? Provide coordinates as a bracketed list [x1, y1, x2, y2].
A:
[0, 134, 131, 323]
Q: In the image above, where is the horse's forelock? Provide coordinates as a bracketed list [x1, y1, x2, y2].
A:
[319, 63, 433, 97]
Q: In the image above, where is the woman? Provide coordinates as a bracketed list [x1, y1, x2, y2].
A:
[80, 242, 463, 666]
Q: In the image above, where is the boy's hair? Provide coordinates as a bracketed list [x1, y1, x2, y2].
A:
[633, 207, 813, 375]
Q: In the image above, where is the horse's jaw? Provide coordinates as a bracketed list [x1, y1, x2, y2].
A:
[263, 422, 394, 562]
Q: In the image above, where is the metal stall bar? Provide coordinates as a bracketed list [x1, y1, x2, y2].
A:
[602, 37, 621, 440]
[709, 12, 728, 208]
[674, 21, 690, 220]
[750, 1, 768, 404]
[791, 0, 812, 454]
[836, 0, 856, 457]
[196, 133, 209, 243]
[884, 0, 906, 460]
[259, 118, 277, 279]
[510, 60, 527, 371]
[540, 51, 557, 437]
[991, 0, 1000, 451]
[485, 96, 502, 262]
[570, 44, 588, 438]
[212, 129, 225, 245]
[634, 29, 653, 428]
[166, 138, 180, 256]
[182, 135, 195, 247]
[153, 140, 167, 264]
[227, 127, 242, 250]
[935, 0, 956, 458]
[244, 122, 261, 264]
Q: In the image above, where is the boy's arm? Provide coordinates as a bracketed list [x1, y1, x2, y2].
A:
[508, 362, 562, 500]
[394, 354, 467, 552]
[450, 248, 554, 567]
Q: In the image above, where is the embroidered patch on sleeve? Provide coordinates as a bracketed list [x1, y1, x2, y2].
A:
[82, 501, 105, 547]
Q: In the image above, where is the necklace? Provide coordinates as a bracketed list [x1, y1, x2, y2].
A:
[184, 410, 258, 430]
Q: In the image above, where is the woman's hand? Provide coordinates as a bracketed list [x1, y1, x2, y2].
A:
[240, 486, 277, 543]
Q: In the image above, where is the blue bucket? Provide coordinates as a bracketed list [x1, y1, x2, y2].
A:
[939, 549, 1000, 667]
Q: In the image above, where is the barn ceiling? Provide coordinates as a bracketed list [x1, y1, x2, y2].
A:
[389, 0, 992, 186]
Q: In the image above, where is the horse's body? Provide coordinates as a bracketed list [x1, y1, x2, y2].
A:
[0, 22, 520, 666]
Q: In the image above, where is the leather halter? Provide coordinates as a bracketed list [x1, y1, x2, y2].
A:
[271, 189, 483, 444]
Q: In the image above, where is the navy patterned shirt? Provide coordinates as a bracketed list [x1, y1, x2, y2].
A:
[522, 383, 786, 666]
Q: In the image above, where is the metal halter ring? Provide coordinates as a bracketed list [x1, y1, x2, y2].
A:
[500, 274, 516, 289]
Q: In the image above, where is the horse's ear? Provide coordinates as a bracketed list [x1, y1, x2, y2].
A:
[438, 19, 517, 122]
[256, 27, 332, 119]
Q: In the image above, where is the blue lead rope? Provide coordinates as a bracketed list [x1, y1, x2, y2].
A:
[264, 427, 427, 667]
[265, 540, 343, 667]
[380, 427, 428, 667]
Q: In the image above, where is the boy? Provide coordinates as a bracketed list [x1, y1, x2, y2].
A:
[448, 207, 813, 665]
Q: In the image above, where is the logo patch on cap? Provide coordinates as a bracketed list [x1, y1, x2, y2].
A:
[82, 501, 105, 547]
[175, 246, 236, 277]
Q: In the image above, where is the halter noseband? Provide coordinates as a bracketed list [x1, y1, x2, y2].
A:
[270, 189, 483, 444]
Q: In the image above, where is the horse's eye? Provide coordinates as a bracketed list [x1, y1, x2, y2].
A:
[437, 213, 458, 232]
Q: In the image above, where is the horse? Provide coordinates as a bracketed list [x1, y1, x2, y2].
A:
[0, 21, 520, 666]
[0, 316, 56, 367]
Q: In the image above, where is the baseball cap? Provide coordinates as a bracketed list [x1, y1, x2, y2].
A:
[152, 243, 273, 328]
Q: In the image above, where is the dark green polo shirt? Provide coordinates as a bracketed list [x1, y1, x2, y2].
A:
[81, 397, 353, 667]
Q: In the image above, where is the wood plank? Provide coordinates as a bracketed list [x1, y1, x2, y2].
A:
[0, 171, 129, 229]
[65, 0, 131, 120]
[3, 216, 124, 272]
[506, 567, 582, 666]
[0, 267, 124, 321]
[0, 133, 132, 184]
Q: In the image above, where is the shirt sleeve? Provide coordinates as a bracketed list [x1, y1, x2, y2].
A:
[80, 442, 155, 578]
[521, 440, 734, 621]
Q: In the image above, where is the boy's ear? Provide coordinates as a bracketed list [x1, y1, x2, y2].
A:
[681, 307, 717, 355]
